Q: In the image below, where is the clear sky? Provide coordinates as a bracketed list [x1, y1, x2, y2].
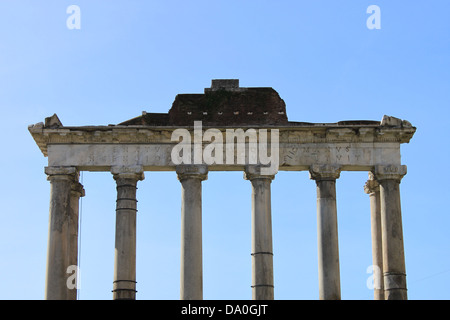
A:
[1, 0, 449, 300]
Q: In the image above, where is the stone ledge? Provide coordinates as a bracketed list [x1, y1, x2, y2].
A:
[176, 164, 208, 181]
[309, 164, 341, 181]
[111, 165, 145, 181]
[29, 123, 416, 157]
[373, 165, 407, 182]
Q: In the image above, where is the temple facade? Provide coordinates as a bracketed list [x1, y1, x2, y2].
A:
[29, 80, 415, 300]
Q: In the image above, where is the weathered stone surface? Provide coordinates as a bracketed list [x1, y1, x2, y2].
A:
[244, 165, 275, 300]
[111, 166, 144, 300]
[205, 79, 240, 91]
[176, 164, 208, 181]
[45, 166, 83, 300]
[373, 166, 408, 300]
[43, 141, 404, 173]
[310, 165, 341, 300]
[380, 115, 412, 128]
[309, 164, 341, 180]
[45, 114, 63, 128]
[177, 165, 208, 300]
[120, 80, 288, 127]
[29, 120, 415, 167]
[364, 174, 384, 300]
[374, 164, 407, 182]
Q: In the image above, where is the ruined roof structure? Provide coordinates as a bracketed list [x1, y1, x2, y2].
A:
[120, 79, 289, 126]
[118, 79, 399, 127]
[33, 79, 415, 131]
[119, 79, 414, 129]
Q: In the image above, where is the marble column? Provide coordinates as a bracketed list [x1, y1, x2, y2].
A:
[176, 165, 208, 300]
[44, 166, 84, 300]
[244, 165, 275, 300]
[364, 173, 384, 300]
[373, 165, 408, 300]
[309, 164, 341, 300]
[111, 165, 144, 300]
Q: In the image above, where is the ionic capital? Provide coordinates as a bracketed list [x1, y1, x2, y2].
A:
[309, 164, 341, 181]
[71, 181, 86, 198]
[364, 172, 380, 194]
[45, 166, 79, 181]
[243, 165, 275, 181]
[176, 164, 208, 181]
[373, 165, 407, 182]
[111, 165, 145, 181]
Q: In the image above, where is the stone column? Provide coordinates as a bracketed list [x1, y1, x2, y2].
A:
[364, 173, 384, 300]
[44, 166, 84, 300]
[111, 165, 144, 300]
[373, 165, 408, 300]
[176, 165, 208, 300]
[244, 165, 275, 300]
[309, 164, 341, 300]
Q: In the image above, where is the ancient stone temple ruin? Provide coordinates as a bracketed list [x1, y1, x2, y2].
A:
[29, 79, 416, 300]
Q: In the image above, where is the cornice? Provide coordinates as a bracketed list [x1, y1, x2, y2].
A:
[28, 120, 416, 157]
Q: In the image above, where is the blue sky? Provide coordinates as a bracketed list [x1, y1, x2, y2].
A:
[0, 0, 449, 300]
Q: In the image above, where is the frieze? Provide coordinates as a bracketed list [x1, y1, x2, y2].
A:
[29, 124, 415, 157]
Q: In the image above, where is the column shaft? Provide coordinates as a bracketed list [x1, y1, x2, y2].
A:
[365, 176, 384, 300]
[112, 166, 144, 300]
[375, 165, 408, 300]
[67, 181, 85, 299]
[245, 166, 275, 300]
[177, 165, 208, 300]
[45, 166, 83, 300]
[310, 165, 341, 300]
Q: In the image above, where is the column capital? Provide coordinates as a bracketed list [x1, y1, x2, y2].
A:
[309, 164, 341, 181]
[71, 181, 85, 197]
[373, 165, 407, 182]
[176, 164, 208, 181]
[243, 165, 275, 181]
[111, 165, 144, 181]
[364, 172, 380, 194]
[45, 166, 79, 181]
